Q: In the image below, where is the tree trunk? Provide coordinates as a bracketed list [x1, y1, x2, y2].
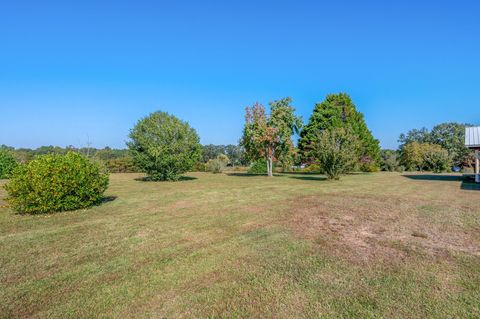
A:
[267, 157, 273, 177]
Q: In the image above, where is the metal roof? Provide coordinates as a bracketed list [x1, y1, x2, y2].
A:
[465, 126, 480, 148]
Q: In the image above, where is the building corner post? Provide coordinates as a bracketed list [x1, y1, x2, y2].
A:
[475, 150, 479, 183]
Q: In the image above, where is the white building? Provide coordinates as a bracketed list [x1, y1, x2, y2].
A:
[465, 126, 480, 183]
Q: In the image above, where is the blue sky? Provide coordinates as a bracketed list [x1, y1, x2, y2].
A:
[1, 0, 479, 149]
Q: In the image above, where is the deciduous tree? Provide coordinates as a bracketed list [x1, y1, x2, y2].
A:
[240, 98, 301, 177]
[309, 128, 360, 180]
[127, 111, 202, 181]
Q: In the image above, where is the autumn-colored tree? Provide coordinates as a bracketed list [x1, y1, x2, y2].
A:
[240, 98, 301, 177]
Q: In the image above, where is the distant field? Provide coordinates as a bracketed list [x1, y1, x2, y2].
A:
[1, 172, 479, 318]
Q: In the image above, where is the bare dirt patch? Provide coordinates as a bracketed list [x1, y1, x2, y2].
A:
[286, 194, 480, 265]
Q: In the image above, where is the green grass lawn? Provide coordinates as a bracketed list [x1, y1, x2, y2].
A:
[1, 172, 479, 318]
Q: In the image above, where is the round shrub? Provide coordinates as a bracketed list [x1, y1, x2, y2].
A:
[128, 111, 202, 181]
[4, 152, 109, 213]
[0, 149, 17, 179]
[206, 154, 229, 173]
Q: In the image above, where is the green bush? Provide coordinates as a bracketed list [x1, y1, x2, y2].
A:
[401, 142, 451, 172]
[310, 128, 360, 180]
[0, 149, 17, 179]
[423, 146, 451, 173]
[358, 156, 380, 172]
[192, 162, 206, 172]
[248, 159, 275, 174]
[128, 111, 202, 181]
[302, 164, 321, 173]
[206, 154, 229, 173]
[105, 156, 138, 173]
[4, 152, 109, 213]
[380, 150, 400, 172]
[396, 165, 405, 173]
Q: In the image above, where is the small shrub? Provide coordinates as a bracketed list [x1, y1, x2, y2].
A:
[206, 154, 229, 173]
[395, 165, 405, 173]
[302, 164, 321, 173]
[359, 156, 379, 172]
[105, 156, 138, 173]
[4, 152, 109, 213]
[192, 162, 206, 172]
[248, 159, 274, 174]
[206, 159, 224, 173]
[381, 150, 400, 172]
[0, 149, 17, 179]
[309, 128, 360, 180]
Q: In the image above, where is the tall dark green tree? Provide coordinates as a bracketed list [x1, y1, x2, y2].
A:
[299, 93, 380, 170]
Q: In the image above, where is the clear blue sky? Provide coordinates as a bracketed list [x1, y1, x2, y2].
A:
[1, 0, 479, 149]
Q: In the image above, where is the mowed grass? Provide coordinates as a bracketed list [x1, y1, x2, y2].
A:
[1, 172, 479, 318]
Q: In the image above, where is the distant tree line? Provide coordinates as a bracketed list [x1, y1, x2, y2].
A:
[379, 122, 473, 173]
[2, 95, 471, 183]
[200, 144, 247, 166]
[0, 143, 248, 175]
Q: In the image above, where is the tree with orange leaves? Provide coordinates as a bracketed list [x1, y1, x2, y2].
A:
[241, 98, 301, 177]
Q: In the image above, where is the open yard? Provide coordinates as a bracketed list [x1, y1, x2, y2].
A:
[1, 172, 479, 318]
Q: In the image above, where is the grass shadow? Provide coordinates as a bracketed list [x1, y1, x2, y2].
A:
[280, 171, 322, 175]
[288, 175, 328, 181]
[402, 173, 480, 191]
[134, 175, 198, 182]
[402, 174, 464, 182]
[461, 175, 480, 191]
[461, 181, 480, 191]
[101, 195, 117, 203]
[226, 173, 270, 177]
[14, 196, 118, 215]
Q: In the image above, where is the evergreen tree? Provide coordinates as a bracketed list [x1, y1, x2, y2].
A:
[299, 93, 380, 170]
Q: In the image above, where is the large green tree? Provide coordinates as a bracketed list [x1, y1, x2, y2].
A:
[398, 122, 472, 167]
[401, 142, 451, 173]
[240, 97, 301, 176]
[127, 111, 202, 181]
[429, 122, 472, 167]
[299, 93, 380, 170]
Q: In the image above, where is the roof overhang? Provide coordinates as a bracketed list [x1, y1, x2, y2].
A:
[465, 126, 480, 148]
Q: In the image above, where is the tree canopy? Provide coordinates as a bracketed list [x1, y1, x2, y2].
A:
[240, 97, 301, 176]
[127, 111, 202, 181]
[398, 122, 472, 167]
[299, 93, 380, 170]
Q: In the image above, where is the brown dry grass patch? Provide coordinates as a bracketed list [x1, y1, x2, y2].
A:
[287, 193, 480, 265]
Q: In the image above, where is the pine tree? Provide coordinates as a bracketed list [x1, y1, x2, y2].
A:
[299, 93, 380, 170]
